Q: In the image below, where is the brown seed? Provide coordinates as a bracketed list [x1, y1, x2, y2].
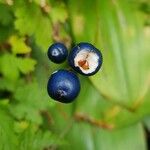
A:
[78, 60, 89, 70]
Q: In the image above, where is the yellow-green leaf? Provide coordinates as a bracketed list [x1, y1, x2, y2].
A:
[9, 35, 31, 54]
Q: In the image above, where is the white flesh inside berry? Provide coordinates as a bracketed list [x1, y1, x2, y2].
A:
[74, 49, 99, 74]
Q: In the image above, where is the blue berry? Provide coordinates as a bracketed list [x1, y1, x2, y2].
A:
[47, 69, 80, 103]
[68, 42, 103, 76]
[47, 43, 68, 63]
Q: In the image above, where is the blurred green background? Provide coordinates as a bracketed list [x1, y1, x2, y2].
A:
[0, 0, 150, 150]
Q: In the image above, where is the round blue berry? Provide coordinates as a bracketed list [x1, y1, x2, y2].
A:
[47, 69, 80, 103]
[47, 43, 68, 63]
[68, 42, 103, 76]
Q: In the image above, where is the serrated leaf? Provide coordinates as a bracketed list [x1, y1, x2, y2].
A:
[0, 108, 17, 150]
[0, 53, 19, 81]
[50, 2, 68, 23]
[0, 4, 14, 43]
[14, 1, 52, 51]
[0, 24, 13, 43]
[18, 125, 63, 150]
[0, 4, 13, 26]
[10, 81, 53, 124]
[0, 54, 36, 81]
[17, 57, 36, 74]
[0, 78, 17, 92]
[9, 35, 31, 54]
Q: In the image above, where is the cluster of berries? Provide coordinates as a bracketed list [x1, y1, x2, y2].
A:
[47, 42, 103, 103]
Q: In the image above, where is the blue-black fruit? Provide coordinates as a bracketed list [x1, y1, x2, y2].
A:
[47, 69, 80, 103]
[47, 43, 68, 63]
[68, 42, 103, 76]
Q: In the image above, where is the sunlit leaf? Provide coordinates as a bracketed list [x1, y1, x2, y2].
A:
[9, 35, 31, 54]
[14, 1, 52, 51]
[50, 2, 68, 23]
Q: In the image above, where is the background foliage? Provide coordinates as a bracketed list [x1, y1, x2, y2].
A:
[0, 0, 150, 150]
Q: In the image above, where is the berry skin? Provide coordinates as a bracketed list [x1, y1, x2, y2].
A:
[47, 69, 80, 103]
[47, 43, 68, 64]
[68, 42, 103, 76]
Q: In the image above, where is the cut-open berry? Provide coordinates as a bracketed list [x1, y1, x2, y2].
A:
[68, 42, 103, 76]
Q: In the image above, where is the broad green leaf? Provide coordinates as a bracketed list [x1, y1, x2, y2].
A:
[9, 35, 31, 54]
[68, 0, 150, 108]
[100, 91, 150, 128]
[61, 123, 146, 150]
[62, 123, 95, 150]
[75, 77, 113, 122]
[94, 123, 146, 150]
[143, 116, 150, 131]
[14, 1, 52, 51]
[73, 78, 150, 128]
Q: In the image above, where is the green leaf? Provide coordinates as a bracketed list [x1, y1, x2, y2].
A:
[18, 125, 63, 150]
[9, 35, 31, 54]
[140, 1, 150, 14]
[0, 78, 17, 92]
[0, 4, 13, 26]
[0, 108, 17, 150]
[73, 78, 150, 128]
[66, 0, 150, 129]
[14, 1, 52, 51]
[143, 116, 150, 131]
[0, 4, 14, 43]
[94, 123, 146, 150]
[17, 57, 36, 74]
[61, 123, 146, 150]
[68, 0, 150, 107]
[75, 77, 112, 121]
[0, 24, 13, 43]
[62, 123, 95, 150]
[50, 2, 68, 23]
[0, 54, 36, 81]
[0, 53, 19, 81]
[10, 81, 53, 124]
